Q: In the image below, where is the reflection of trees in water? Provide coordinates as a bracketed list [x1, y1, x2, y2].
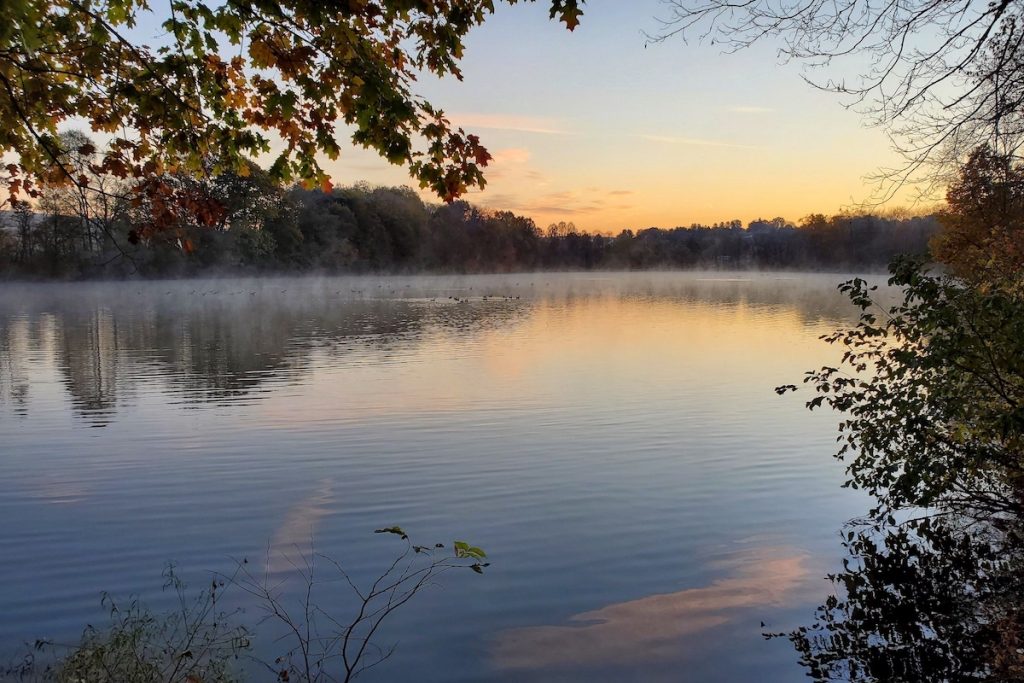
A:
[0, 316, 31, 417]
[57, 308, 120, 424]
[0, 273, 865, 426]
[614, 274, 874, 323]
[0, 285, 533, 425]
[779, 516, 1024, 681]
[133, 298, 527, 403]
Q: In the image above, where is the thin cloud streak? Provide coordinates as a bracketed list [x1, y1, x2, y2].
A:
[490, 147, 532, 164]
[639, 134, 763, 150]
[726, 106, 775, 113]
[453, 113, 575, 135]
[478, 185, 639, 221]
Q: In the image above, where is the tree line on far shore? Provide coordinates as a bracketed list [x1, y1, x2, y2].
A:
[0, 145, 939, 279]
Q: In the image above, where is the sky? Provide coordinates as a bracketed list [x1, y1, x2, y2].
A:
[318, 0, 916, 234]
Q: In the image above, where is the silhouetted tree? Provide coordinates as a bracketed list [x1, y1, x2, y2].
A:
[932, 146, 1024, 288]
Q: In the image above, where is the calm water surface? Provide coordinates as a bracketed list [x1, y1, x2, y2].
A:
[0, 272, 874, 681]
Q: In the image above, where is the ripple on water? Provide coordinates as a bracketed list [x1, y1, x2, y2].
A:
[0, 272, 875, 682]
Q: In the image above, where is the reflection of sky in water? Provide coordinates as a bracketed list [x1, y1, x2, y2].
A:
[493, 549, 811, 673]
[0, 272, 879, 682]
[265, 478, 335, 576]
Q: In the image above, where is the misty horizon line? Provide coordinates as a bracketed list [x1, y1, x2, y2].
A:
[0, 181, 944, 239]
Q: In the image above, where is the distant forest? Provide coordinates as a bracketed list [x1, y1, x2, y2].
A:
[0, 174, 940, 279]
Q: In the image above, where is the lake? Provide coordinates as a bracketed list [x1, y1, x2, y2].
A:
[0, 271, 873, 682]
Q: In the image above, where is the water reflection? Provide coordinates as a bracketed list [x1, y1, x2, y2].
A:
[266, 478, 335, 576]
[1, 293, 529, 425]
[0, 272, 875, 682]
[0, 272, 863, 427]
[57, 308, 120, 425]
[26, 474, 91, 505]
[779, 516, 1024, 681]
[0, 316, 31, 417]
[493, 548, 813, 671]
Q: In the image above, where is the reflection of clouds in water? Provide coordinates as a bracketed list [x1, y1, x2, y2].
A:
[266, 479, 334, 576]
[492, 549, 810, 670]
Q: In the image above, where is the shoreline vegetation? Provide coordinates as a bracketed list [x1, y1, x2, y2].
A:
[3, 529, 488, 683]
[771, 255, 1024, 680]
[766, 147, 1024, 679]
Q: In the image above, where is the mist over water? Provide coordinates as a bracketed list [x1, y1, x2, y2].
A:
[0, 271, 878, 681]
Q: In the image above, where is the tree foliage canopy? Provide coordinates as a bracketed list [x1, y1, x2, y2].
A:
[933, 145, 1024, 287]
[776, 254, 1024, 679]
[782, 259, 1024, 520]
[1, 0, 583, 207]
